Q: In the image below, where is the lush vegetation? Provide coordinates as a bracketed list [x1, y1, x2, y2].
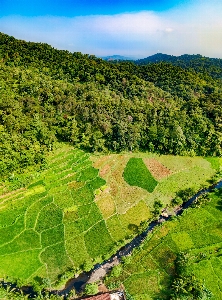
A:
[0, 147, 108, 288]
[0, 145, 218, 291]
[1, 32, 222, 298]
[105, 188, 222, 299]
[136, 53, 222, 79]
[123, 158, 158, 192]
[1, 32, 222, 178]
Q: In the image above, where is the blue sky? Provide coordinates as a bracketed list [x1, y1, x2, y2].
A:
[1, 0, 222, 58]
[0, 0, 186, 17]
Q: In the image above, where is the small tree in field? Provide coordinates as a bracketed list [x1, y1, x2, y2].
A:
[84, 283, 98, 295]
[152, 199, 163, 216]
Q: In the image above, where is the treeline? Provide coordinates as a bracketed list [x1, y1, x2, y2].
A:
[0, 32, 222, 177]
[136, 53, 222, 79]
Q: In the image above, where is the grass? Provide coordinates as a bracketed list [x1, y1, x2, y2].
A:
[0, 249, 42, 280]
[84, 221, 115, 258]
[106, 215, 127, 242]
[104, 188, 222, 299]
[0, 215, 24, 245]
[0, 146, 220, 289]
[0, 146, 107, 285]
[205, 157, 221, 171]
[0, 229, 40, 256]
[41, 224, 64, 247]
[124, 158, 158, 192]
[119, 200, 152, 234]
[35, 203, 63, 232]
[65, 233, 91, 266]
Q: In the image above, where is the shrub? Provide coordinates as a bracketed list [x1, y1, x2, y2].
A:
[84, 283, 99, 295]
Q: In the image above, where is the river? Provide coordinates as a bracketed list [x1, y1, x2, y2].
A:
[2, 180, 222, 299]
[53, 179, 222, 297]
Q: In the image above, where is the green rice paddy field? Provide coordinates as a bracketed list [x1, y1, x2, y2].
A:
[105, 189, 222, 300]
[0, 145, 221, 288]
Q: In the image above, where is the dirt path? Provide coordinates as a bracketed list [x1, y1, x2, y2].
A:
[87, 256, 120, 283]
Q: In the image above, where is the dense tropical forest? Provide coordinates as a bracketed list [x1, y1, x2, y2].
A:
[0, 32, 222, 300]
[0, 32, 222, 178]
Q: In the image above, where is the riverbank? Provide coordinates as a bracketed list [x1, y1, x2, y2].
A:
[52, 179, 222, 297]
[1, 180, 221, 299]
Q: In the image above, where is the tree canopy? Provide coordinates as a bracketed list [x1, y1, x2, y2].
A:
[0, 32, 222, 177]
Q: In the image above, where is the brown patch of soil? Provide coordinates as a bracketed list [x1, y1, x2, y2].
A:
[98, 284, 109, 293]
[100, 164, 111, 177]
[93, 155, 112, 169]
[144, 158, 171, 180]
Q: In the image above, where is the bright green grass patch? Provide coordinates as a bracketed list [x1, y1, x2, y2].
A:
[0, 207, 25, 228]
[71, 185, 94, 205]
[170, 231, 194, 251]
[189, 229, 222, 248]
[63, 209, 79, 224]
[59, 174, 77, 186]
[87, 177, 106, 190]
[0, 229, 40, 256]
[119, 200, 152, 234]
[24, 185, 46, 197]
[0, 194, 37, 227]
[211, 258, 222, 283]
[40, 242, 71, 281]
[53, 190, 74, 209]
[35, 203, 63, 232]
[76, 203, 103, 231]
[77, 166, 99, 182]
[27, 180, 45, 189]
[205, 157, 221, 171]
[65, 233, 91, 267]
[123, 158, 158, 192]
[106, 215, 126, 242]
[0, 215, 24, 245]
[84, 221, 114, 258]
[0, 249, 42, 280]
[187, 259, 222, 299]
[124, 272, 160, 296]
[25, 195, 53, 228]
[72, 155, 91, 171]
[64, 221, 81, 239]
[41, 224, 64, 247]
[150, 243, 176, 274]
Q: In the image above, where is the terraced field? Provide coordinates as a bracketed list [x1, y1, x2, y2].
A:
[0, 146, 108, 285]
[0, 146, 219, 287]
[104, 189, 222, 299]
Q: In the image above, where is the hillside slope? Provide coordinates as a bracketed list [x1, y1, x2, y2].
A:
[1, 33, 222, 178]
[136, 53, 222, 79]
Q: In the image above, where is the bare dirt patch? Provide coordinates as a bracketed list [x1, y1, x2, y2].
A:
[144, 158, 171, 180]
[92, 155, 112, 170]
[100, 164, 111, 177]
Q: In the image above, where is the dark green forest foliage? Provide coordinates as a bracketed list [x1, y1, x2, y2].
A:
[136, 53, 222, 79]
[0, 32, 222, 177]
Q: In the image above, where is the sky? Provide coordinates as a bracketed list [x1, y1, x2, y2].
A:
[0, 0, 222, 58]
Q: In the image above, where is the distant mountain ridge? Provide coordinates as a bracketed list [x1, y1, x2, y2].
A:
[136, 53, 222, 64]
[135, 53, 222, 79]
[101, 55, 136, 61]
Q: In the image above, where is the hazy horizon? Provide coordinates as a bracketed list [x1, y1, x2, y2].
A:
[1, 0, 222, 58]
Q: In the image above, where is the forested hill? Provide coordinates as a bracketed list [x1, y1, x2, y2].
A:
[136, 53, 222, 79]
[0, 32, 222, 178]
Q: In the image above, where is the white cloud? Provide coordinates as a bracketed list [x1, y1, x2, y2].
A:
[0, 0, 222, 58]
